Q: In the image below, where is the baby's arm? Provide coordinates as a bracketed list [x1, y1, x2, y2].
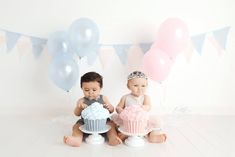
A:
[116, 96, 126, 114]
[142, 95, 151, 111]
[74, 98, 87, 116]
[103, 96, 114, 113]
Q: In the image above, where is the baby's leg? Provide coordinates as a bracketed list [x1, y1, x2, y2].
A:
[117, 132, 128, 141]
[64, 123, 83, 147]
[106, 121, 122, 146]
[147, 130, 167, 143]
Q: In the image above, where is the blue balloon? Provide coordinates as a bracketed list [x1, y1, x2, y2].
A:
[49, 53, 79, 91]
[68, 18, 99, 57]
[47, 31, 71, 57]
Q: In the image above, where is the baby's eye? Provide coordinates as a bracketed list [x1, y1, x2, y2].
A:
[93, 89, 97, 91]
[84, 89, 89, 92]
[142, 85, 146, 87]
[134, 85, 138, 87]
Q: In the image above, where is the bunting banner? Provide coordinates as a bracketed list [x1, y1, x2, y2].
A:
[0, 33, 6, 44]
[5, 31, 21, 52]
[98, 48, 115, 68]
[17, 37, 31, 59]
[190, 33, 206, 55]
[139, 43, 152, 54]
[0, 26, 231, 65]
[212, 26, 231, 50]
[183, 43, 194, 63]
[113, 44, 131, 65]
[30, 37, 47, 58]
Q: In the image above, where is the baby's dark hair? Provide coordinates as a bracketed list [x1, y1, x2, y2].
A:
[80, 72, 103, 88]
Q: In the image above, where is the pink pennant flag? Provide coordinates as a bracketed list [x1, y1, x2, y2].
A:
[0, 35, 5, 44]
[16, 36, 31, 60]
[208, 36, 224, 56]
[183, 42, 194, 63]
[127, 46, 144, 73]
[212, 26, 230, 50]
[99, 48, 115, 68]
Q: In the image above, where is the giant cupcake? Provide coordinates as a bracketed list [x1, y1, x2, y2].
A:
[119, 105, 149, 134]
[81, 102, 110, 132]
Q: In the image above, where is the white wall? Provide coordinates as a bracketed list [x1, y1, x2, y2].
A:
[0, 0, 235, 115]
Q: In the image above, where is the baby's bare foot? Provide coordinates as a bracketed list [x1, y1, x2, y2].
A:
[64, 136, 82, 147]
[148, 132, 167, 143]
[108, 136, 122, 146]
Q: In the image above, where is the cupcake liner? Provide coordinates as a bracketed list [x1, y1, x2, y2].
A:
[84, 119, 107, 131]
[122, 120, 147, 134]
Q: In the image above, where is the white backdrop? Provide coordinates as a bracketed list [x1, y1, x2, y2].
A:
[0, 0, 235, 115]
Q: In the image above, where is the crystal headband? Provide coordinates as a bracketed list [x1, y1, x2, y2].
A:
[127, 71, 148, 80]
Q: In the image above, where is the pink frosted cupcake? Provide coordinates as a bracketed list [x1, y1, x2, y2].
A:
[119, 105, 149, 134]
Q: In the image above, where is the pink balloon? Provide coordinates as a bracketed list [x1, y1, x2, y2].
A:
[143, 47, 173, 82]
[154, 17, 190, 59]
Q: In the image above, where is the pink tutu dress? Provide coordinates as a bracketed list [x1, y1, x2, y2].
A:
[112, 94, 162, 131]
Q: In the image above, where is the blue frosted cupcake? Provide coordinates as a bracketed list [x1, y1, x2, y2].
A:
[81, 102, 110, 132]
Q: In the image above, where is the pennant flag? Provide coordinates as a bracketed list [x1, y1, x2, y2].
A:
[208, 36, 224, 56]
[139, 43, 152, 54]
[113, 44, 131, 64]
[127, 46, 144, 73]
[30, 37, 47, 58]
[17, 37, 32, 60]
[0, 35, 5, 44]
[5, 31, 21, 52]
[183, 43, 195, 63]
[191, 33, 206, 55]
[99, 48, 115, 68]
[86, 46, 100, 65]
[212, 26, 230, 50]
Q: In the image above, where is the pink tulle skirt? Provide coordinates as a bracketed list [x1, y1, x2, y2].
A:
[111, 113, 162, 131]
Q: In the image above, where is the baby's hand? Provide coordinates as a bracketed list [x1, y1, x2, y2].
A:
[103, 103, 110, 109]
[77, 103, 87, 110]
[116, 107, 124, 114]
[103, 104, 113, 112]
[141, 105, 150, 111]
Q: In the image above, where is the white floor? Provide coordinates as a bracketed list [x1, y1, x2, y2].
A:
[1, 110, 235, 157]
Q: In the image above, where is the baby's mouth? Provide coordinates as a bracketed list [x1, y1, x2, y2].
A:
[88, 96, 95, 100]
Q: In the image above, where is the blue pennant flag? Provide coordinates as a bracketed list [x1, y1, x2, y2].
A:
[5, 31, 21, 52]
[191, 33, 206, 55]
[87, 45, 100, 65]
[30, 37, 47, 58]
[139, 43, 152, 54]
[113, 44, 131, 64]
[212, 26, 231, 50]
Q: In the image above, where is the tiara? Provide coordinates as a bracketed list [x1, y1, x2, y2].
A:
[127, 71, 148, 80]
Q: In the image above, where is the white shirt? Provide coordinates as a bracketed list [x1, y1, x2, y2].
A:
[124, 94, 145, 107]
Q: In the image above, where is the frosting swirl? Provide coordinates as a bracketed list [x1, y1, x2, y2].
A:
[81, 102, 110, 119]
